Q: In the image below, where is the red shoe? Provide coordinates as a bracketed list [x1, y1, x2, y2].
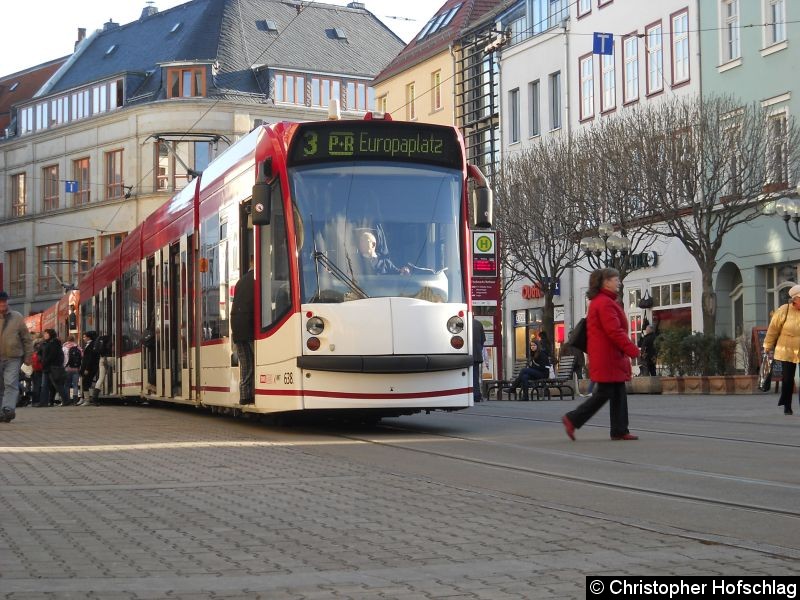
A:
[611, 433, 639, 441]
[562, 415, 575, 441]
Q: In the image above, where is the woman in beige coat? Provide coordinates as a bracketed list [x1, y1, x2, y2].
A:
[763, 284, 800, 415]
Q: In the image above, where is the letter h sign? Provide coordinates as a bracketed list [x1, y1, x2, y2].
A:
[592, 32, 614, 55]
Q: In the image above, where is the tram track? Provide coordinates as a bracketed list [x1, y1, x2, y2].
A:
[314, 419, 800, 524]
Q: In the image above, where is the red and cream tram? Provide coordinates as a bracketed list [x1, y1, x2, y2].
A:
[64, 112, 493, 417]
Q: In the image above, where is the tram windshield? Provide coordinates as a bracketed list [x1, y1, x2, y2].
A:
[290, 162, 464, 304]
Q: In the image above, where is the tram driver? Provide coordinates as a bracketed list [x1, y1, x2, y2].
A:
[356, 231, 410, 276]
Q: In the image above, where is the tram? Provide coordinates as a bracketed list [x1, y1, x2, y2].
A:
[62, 109, 493, 417]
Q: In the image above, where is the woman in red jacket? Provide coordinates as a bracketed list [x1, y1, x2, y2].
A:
[562, 268, 640, 441]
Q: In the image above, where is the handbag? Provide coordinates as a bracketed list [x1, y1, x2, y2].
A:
[758, 352, 773, 392]
[567, 318, 587, 353]
[638, 291, 654, 309]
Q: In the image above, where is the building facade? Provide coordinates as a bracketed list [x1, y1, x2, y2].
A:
[0, 0, 404, 315]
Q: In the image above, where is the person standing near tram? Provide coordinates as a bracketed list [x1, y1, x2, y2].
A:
[231, 256, 255, 405]
[0, 291, 33, 423]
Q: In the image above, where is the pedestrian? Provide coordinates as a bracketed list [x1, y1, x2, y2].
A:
[231, 256, 255, 405]
[78, 331, 101, 406]
[763, 284, 800, 415]
[562, 268, 640, 441]
[0, 291, 34, 423]
[62, 334, 83, 405]
[93, 333, 112, 401]
[472, 317, 486, 402]
[637, 325, 658, 376]
[505, 338, 550, 401]
[40, 328, 66, 407]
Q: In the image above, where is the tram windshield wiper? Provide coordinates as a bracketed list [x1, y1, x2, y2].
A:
[312, 251, 369, 300]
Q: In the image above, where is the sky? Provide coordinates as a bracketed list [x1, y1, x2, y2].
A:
[0, 0, 441, 76]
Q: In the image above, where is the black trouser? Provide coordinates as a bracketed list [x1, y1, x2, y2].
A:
[566, 382, 629, 438]
[778, 361, 797, 411]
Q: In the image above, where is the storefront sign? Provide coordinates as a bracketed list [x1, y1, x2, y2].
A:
[521, 278, 561, 299]
[629, 251, 658, 270]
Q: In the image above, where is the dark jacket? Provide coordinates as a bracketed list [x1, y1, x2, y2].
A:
[40, 337, 64, 371]
[472, 318, 486, 364]
[638, 332, 657, 362]
[587, 288, 640, 382]
[231, 269, 255, 343]
[81, 339, 101, 377]
[559, 341, 586, 369]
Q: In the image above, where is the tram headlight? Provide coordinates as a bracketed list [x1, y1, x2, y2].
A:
[306, 316, 325, 335]
[447, 316, 464, 334]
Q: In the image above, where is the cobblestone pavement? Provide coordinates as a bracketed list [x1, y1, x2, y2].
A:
[1, 404, 798, 599]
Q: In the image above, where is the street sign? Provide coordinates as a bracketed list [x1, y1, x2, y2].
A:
[593, 32, 614, 55]
[472, 230, 497, 278]
[65, 180, 78, 193]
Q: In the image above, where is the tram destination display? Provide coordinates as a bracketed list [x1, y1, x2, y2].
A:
[288, 121, 462, 169]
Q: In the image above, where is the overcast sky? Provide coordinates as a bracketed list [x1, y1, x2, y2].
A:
[1, 0, 439, 76]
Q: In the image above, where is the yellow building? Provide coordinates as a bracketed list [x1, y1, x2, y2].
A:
[371, 0, 504, 126]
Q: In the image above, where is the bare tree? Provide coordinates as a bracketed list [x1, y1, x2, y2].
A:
[623, 95, 800, 335]
[494, 136, 586, 341]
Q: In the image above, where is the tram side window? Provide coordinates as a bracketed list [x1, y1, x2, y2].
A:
[80, 299, 95, 334]
[260, 180, 291, 329]
[200, 213, 229, 340]
[122, 266, 141, 351]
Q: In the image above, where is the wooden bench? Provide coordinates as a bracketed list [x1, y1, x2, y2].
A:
[485, 361, 526, 400]
[530, 355, 576, 401]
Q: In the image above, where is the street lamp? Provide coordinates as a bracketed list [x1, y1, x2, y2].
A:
[769, 184, 800, 242]
[580, 222, 632, 270]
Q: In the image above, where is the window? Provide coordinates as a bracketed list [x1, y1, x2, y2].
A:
[407, 83, 416, 120]
[721, 0, 740, 62]
[310, 77, 339, 107]
[529, 80, 540, 137]
[274, 73, 306, 105]
[200, 213, 228, 340]
[769, 112, 788, 186]
[105, 149, 124, 200]
[73, 158, 90, 206]
[260, 179, 291, 329]
[600, 54, 615, 112]
[122, 265, 142, 351]
[100, 233, 126, 258]
[166, 66, 206, 98]
[646, 22, 663, 95]
[509, 88, 520, 143]
[155, 141, 214, 192]
[652, 280, 692, 307]
[69, 238, 95, 283]
[345, 81, 367, 111]
[432, 71, 442, 111]
[37, 243, 62, 294]
[7, 249, 25, 297]
[42, 165, 59, 212]
[377, 95, 388, 113]
[577, 0, 591, 17]
[671, 10, 690, 85]
[765, 0, 786, 46]
[549, 71, 561, 130]
[579, 54, 594, 120]
[623, 34, 639, 103]
[11, 173, 26, 217]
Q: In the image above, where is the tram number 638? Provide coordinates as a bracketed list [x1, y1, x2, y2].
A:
[283, 372, 294, 385]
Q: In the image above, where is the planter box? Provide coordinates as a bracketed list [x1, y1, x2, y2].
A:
[628, 376, 662, 394]
[661, 376, 684, 395]
[682, 376, 710, 394]
[707, 375, 735, 395]
[732, 374, 760, 394]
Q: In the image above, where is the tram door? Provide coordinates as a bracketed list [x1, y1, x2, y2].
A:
[98, 286, 114, 394]
[179, 236, 192, 399]
[144, 257, 156, 395]
[167, 242, 183, 398]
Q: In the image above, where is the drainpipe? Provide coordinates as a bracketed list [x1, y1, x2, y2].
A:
[562, 18, 571, 136]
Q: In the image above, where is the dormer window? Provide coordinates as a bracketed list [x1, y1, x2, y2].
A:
[166, 66, 207, 98]
[264, 19, 278, 31]
[333, 27, 347, 40]
[105, 44, 118, 56]
[9, 82, 19, 92]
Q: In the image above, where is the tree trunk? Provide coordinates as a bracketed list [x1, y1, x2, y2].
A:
[701, 271, 716, 336]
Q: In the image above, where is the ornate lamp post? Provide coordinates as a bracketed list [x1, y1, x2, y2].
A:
[769, 185, 800, 242]
[579, 222, 632, 270]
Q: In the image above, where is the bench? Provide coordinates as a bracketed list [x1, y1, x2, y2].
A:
[530, 355, 576, 401]
[485, 360, 526, 400]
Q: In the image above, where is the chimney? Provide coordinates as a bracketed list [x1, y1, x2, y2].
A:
[103, 19, 120, 31]
[75, 27, 86, 50]
[347, 2, 366, 8]
[141, 1, 159, 19]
